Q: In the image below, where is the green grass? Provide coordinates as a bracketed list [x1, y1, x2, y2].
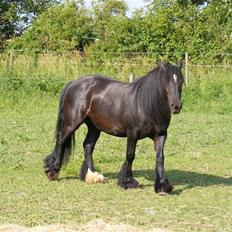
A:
[1, 55, 232, 230]
[1, 87, 232, 231]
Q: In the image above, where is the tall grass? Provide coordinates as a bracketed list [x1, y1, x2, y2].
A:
[1, 51, 232, 113]
[0, 51, 153, 81]
[184, 66, 232, 114]
[0, 51, 153, 95]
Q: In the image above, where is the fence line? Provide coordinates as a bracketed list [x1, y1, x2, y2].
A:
[1, 49, 232, 56]
[1, 50, 232, 61]
[1, 60, 232, 67]
[1, 51, 232, 86]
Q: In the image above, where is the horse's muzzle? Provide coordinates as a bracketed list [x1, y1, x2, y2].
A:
[172, 102, 182, 114]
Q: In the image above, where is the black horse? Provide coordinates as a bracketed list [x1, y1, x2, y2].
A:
[44, 62, 184, 194]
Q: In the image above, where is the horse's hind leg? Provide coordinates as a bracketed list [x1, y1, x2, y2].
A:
[44, 126, 74, 180]
[80, 120, 104, 183]
[44, 112, 85, 181]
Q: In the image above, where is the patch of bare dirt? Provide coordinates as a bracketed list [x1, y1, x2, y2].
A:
[0, 219, 169, 232]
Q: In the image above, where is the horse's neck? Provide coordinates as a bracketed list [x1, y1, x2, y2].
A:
[138, 77, 171, 123]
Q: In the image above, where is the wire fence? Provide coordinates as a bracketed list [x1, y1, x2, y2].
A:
[1, 50, 232, 86]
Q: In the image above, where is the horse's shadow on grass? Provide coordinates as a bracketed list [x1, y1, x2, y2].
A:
[104, 169, 232, 195]
[58, 169, 232, 195]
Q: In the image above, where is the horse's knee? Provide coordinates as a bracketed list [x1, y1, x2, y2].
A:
[126, 152, 135, 163]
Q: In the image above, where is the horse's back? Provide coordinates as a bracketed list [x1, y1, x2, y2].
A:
[67, 75, 125, 94]
[63, 75, 128, 120]
[64, 75, 130, 136]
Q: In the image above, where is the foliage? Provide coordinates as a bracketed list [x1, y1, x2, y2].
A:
[8, 3, 95, 52]
[0, 1, 17, 48]
[4, 0, 232, 63]
[0, 0, 59, 49]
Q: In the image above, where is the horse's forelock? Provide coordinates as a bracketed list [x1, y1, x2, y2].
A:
[159, 63, 182, 84]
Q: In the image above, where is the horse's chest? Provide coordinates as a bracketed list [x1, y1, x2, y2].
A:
[137, 124, 155, 139]
[137, 120, 169, 139]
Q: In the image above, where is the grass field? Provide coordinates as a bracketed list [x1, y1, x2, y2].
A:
[0, 56, 232, 231]
[0, 85, 232, 231]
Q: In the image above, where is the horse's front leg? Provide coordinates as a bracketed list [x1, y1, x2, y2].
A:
[154, 133, 173, 194]
[118, 131, 139, 189]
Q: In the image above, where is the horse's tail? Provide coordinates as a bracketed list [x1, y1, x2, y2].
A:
[55, 81, 75, 166]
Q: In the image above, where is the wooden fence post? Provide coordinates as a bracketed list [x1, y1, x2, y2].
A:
[10, 50, 14, 69]
[129, 72, 134, 83]
[185, 52, 189, 87]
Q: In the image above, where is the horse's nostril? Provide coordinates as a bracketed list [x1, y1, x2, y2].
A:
[174, 106, 179, 110]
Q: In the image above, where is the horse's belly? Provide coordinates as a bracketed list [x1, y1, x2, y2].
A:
[87, 111, 127, 137]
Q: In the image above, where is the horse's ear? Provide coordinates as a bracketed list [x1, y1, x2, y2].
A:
[177, 60, 183, 70]
[159, 62, 167, 72]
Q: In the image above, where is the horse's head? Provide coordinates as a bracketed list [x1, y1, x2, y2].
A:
[160, 62, 184, 114]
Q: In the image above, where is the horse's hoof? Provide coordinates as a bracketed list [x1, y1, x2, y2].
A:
[166, 185, 173, 193]
[120, 178, 140, 189]
[44, 166, 59, 181]
[47, 171, 59, 181]
[155, 181, 173, 194]
[159, 191, 169, 196]
[44, 158, 59, 181]
[85, 169, 106, 184]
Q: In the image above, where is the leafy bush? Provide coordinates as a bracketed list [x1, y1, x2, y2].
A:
[6, 1, 232, 64]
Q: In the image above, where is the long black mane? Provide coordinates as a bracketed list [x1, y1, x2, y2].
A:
[131, 63, 171, 122]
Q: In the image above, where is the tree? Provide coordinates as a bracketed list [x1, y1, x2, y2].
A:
[0, 0, 59, 49]
[8, 2, 95, 52]
[140, 0, 232, 62]
[91, 0, 128, 38]
[6, 0, 232, 64]
[0, 1, 17, 49]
